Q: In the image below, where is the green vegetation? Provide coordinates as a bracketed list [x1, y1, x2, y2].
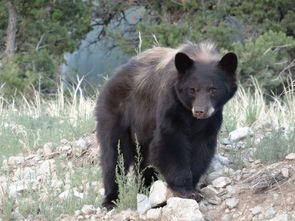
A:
[0, 0, 92, 96]
[115, 139, 149, 211]
[101, 0, 295, 94]
[0, 84, 96, 160]
[254, 128, 295, 164]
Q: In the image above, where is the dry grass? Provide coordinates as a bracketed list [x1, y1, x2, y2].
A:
[223, 77, 295, 131]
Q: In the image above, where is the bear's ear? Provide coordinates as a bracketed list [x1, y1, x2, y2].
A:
[218, 52, 238, 75]
[175, 52, 194, 73]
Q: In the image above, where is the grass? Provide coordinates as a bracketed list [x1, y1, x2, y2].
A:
[254, 127, 295, 164]
[222, 77, 295, 167]
[0, 155, 102, 220]
[0, 83, 96, 162]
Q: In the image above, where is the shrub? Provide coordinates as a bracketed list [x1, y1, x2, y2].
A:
[233, 31, 295, 94]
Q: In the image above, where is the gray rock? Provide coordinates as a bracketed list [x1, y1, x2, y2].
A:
[149, 180, 169, 207]
[225, 198, 239, 209]
[146, 208, 162, 220]
[229, 127, 253, 142]
[137, 193, 151, 214]
[161, 197, 204, 221]
[212, 177, 232, 188]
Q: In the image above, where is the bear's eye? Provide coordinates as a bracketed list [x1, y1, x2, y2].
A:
[188, 88, 196, 95]
[209, 87, 217, 95]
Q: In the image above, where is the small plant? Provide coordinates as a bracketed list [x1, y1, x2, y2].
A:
[254, 127, 295, 164]
[115, 137, 149, 211]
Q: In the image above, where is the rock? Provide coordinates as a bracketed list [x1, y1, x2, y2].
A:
[9, 183, 27, 197]
[281, 168, 289, 178]
[81, 205, 96, 215]
[221, 138, 232, 145]
[8, 156, 25, 166]
[75, 210, 82, 216]
[146, 208, 162, 220]
[75, 138, 87, 148]
[161, 197, 204, 221]
[201, 185, 219, 198]
[269, 213, 291, 221]
[149, 180, 169, 207]
[229, 127, 253, 142]
[221, 214, 232, 221]
[137, 194, 151, 214]
[206, 170, 224, 184]
[212, 177, 232, 188]
[264, 207, 277, 219]
[225, 198, 239, 209]
[285, 153, 295, 160]
[250, 206, 262, 216]
[43, 142, 54, 155]
[58, 145, 72, 152]
[39, 159, 56, 175]
[99, 188, 105, 196]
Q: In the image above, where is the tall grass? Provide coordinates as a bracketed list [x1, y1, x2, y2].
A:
[0, 79, 96, 159]
[223, 77, 295, 132]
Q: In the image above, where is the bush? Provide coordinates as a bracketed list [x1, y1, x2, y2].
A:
[0, 50, 58, 97]
[233, 31, 295, 94]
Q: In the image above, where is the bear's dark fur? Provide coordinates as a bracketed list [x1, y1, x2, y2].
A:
[96, 42, 238, 209]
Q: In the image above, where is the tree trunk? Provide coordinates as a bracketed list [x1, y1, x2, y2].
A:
[4, 0, 17, 58]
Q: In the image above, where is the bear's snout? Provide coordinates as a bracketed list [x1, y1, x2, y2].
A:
[192, 106, 215, 119]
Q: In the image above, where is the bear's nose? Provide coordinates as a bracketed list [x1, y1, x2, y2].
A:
[192, 108, 206, 118]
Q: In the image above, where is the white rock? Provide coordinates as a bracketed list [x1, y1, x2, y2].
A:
[81, 204, 96, 215]
[146, 208, 162, 220]
[201, 185, 219, 198]
[39, 159, 56, 175]
[8, 156, 25, 166]
[212, 177, 232, 188]
[285, 153, 295, 160]
[43, 143, 53, 155]
[99, 188, 105, 196]
[229, 127, 253, 142]
[161, 197, 204, 221]
[59, 190, 70, 200]
[9, 183, 27, 197]
[58, 145, 72, 152]
[75, 210, 81, 216]
[149, 180, 169, 207]
[264, 207, 277, 219]
[269, 213, 291, 221]
[281, 168, 289, 178]
[225, 198, 239, 209]
[75, 138, 87, 148]
[137, 194, 151, 214]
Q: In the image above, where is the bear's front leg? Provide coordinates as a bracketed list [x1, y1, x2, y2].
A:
[150, 130, 198, 199]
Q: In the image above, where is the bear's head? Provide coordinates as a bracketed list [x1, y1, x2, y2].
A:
[174, 52, 238, 119]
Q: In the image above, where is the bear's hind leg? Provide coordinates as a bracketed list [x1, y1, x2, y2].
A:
[98, 122, 135, 210]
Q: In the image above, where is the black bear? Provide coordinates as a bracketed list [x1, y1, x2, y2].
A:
[96, 42, 238, 209]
